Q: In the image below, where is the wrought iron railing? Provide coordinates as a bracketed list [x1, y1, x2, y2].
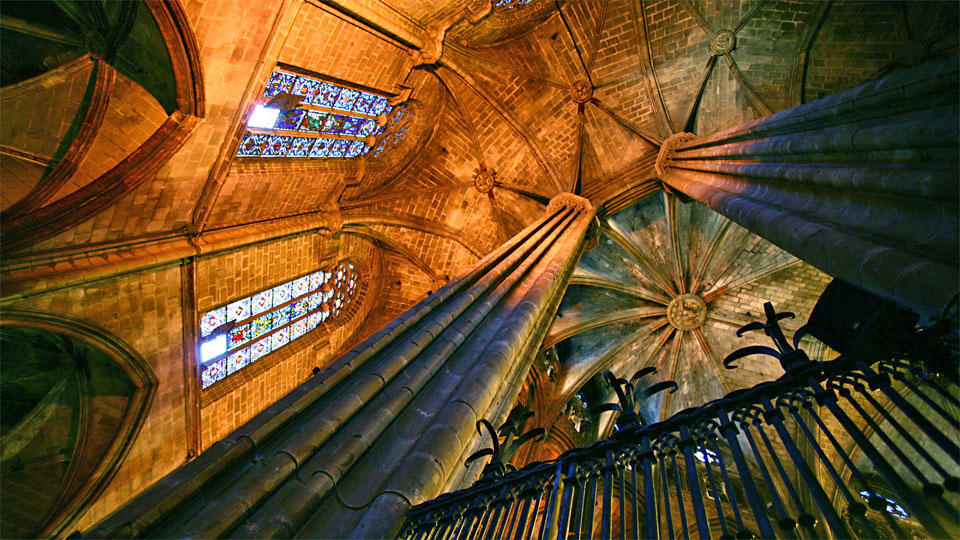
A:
[400, 304, 959, 540]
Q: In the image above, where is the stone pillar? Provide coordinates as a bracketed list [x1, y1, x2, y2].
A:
[656, 56, 958, 319]
[84, 194, 595, 539]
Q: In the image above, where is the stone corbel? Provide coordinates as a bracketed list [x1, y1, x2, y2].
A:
[546, 193, 593, 215]
[654, 132, 697, 177]
[387, 86, 413, 107]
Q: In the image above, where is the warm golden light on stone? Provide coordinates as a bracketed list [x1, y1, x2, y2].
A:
[666, 293, 707, 331]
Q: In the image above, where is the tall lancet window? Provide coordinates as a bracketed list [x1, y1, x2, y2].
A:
[236, 65, 404, 159]
[198, 262, 360, 389]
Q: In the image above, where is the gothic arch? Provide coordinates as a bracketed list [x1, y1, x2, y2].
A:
[0, 308, 157, 538]
[1, 0, 204, 253]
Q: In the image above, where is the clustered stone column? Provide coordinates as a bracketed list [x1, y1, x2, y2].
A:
[85, 194, 596, 539]
[656, 56, 958, 319]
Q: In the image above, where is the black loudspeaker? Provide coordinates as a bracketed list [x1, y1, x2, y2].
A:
[803, 279, 918, 361]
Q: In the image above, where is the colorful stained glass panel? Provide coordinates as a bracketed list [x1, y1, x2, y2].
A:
[252, 290, 273, 315]
[309, 138, 333, 158]
[292, 276, 309, 298]
[227, 298, 250, 322]
[288, 137, 314, 158]
[272, 283, 291, 305]
[293, 76, 321, 101]
[237, 134, 269, 157]
[291, 298, 309, 319]
[272, 305, 291, 329]
[264, 71, 296, 97]
[262, 135, 292, 157]
[226, 348, 250, 375]
[201, 358, 227, 389]
[333, 88, 360, 111]
[352, 92, 377, 114]
[200, 307, 226, 337]
[345, 140, 366, 158]
[276, 109, 306, 130]
[369, 96, 389, 116]
[272, 327, 289, 349]
[229, 324, 251, 350]
[250, 314, 272, 339]
[300, 111, 325, 133]
[308, 312, 321, 330]
[309, 272, 322, 291]
[328, 139, 348, 158]
[314, 82, 341, 107]
[250, 338, 271, 361]
[291, 318, 307, 340]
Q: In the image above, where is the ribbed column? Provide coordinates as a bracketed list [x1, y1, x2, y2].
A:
[85, 193, 595, 539]
[657, 56, 958, 319]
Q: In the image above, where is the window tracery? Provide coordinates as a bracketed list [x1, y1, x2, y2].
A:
[199, 262, 360, 388]
[236, 68, 404, 159]
[493, 0, 533, 9]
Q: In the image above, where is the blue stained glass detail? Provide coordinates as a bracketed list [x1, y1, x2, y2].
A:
[264, 71, 296, 97]
[369, 96, 389, 116]
[237, 134, 269, 157]
[319, 114, 340, 134]
[288, 137, 314, 158]
[250, 314, 272, 339]
[293, 76, 322, 101]
[273, 305, 291, 329]
[309, 272, 322, 291]
[315, 82, 341, 107]
[308, 292, 322, 311]
[308, 312, 321, 330]
[339, 117, 363, 136]
[345, 140, 366, 158]
[359, 118, 379, 136]
[201, 358, 227, 389]
[262, 135, 292, 157]
[300, 111, 325, 133]
[291, 298, 309, 319]
[859, 491, 908, 519]
[276, 109, 306, 130]
[226, 348, 250, 375]
[328, 140, 348, 158]
[333, 88, 360, 111]
[310, 139, 333, 158]
[352, 92, 378, 114]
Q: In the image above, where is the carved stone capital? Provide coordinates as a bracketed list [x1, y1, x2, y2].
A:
[546, 193, 593, 214]
[655, 132, 697, 177]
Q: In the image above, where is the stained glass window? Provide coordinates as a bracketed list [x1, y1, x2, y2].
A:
[237, 68, 405, 159]
[859, 490, 908, 519]
[494, 0, 532, 9]
[371, 104, 412, 159]
[198, 262, 362, 389]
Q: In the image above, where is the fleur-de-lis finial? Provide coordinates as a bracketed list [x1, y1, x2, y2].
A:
[591, 368, 678, 429]
[464, 406, 546, 479]
[723, 301, 810, 372]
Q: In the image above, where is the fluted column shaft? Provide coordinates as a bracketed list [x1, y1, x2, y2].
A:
[85, 194, 595, 540]
[658, 56, 958, 318]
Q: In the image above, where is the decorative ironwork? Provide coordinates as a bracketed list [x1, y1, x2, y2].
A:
[591, 368, 677, 429]
[400, 299, 959, 540]
[465, 406, 546, 480]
